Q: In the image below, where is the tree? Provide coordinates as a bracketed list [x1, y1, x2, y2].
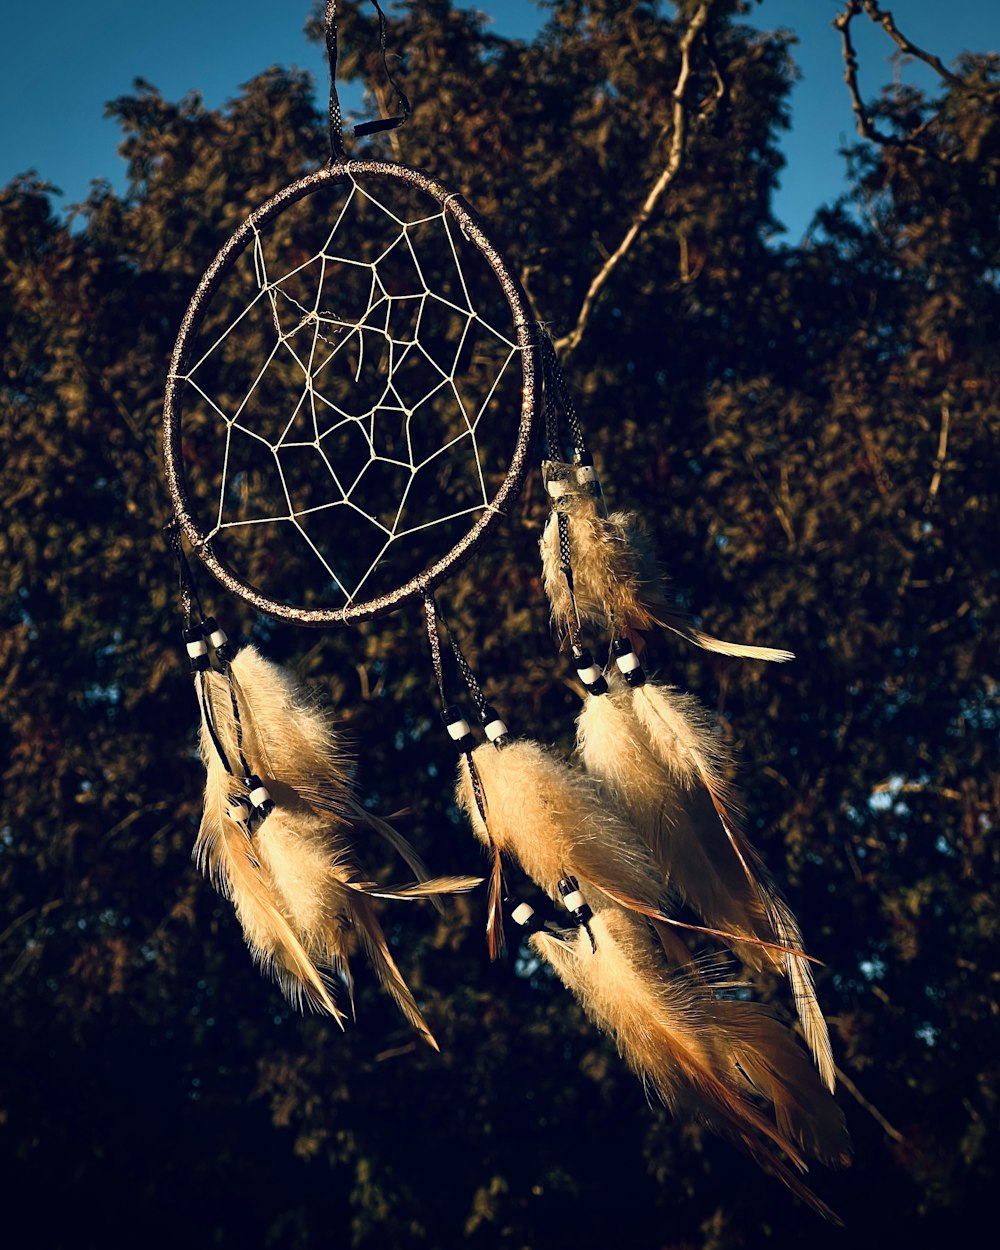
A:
[1, 2, 997, 1246]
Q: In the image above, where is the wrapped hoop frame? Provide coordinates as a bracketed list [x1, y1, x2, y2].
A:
[163, 159, 541, 626]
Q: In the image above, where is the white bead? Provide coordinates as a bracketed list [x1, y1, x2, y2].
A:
[615, 652, 641, 673]
[512, 902, 535, 926]
[576, 664, 602, 684]
[546, 478, 571, 498]
[227, 802, 250, 822]
[484, 718, 508, 742]
[447, 718, 472, 741]
[249, 784, 271, 807]
[207, 628, 228, 649]
[561, 889, 586, 912]
[186, 639, 208, 658]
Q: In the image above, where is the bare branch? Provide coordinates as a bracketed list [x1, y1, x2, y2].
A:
[834, 1061, 907, 1143]
[871, 778, 963, 802]
[0, 897, 65, 950]
[925, 402, 951, 508]
[834, 1, 997, 164]
[859, 0, 969, 92]
[554, 1, 719, 358]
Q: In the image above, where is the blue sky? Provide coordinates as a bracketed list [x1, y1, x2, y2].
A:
[2, 1, 996, 240]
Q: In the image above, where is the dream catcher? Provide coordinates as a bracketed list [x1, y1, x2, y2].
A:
[163, 0, 849, 1216]
[163, 0, 538, 1046]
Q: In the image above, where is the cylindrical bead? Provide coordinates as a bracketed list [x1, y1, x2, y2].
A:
[511, 902, 535, 927]
[441, 706, 475, 753]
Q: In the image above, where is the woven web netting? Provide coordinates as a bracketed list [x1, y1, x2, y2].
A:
[171, 172, 525, 613]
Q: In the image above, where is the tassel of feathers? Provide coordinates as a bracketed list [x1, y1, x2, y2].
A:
[455, 739, 806, 965]
[195, 646, 481, 1045]
[226, 649, 443, 907]
[539, 461, 792, 661]
[196, 724, 346, 1021]
[530, 911, 850, 1220]
[460, 738, 850, 1211]
[576, 673, 835, 1093]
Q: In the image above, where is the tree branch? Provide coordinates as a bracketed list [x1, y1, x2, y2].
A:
[835, 1061, 907, 1143]
[834, 1, 997, 164]
[858, 0, 968, 92]
[554, 1, 719, 358]
[925, 401, 951, 509]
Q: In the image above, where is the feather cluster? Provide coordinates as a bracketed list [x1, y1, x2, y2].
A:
[532, 913, 850, 1222]
[195, 646, 480, 1047]
[454, 739, 850, 1218]
[540, 459, 792, 661]
[519, 458, 849, 1212]
[577, 673, 835, 1091]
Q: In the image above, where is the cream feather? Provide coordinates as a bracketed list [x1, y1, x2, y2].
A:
[195, 648, 480, 1045]
[194, 707, 345, 1021]
[227, 647, 442, 903]
[580, 674, 835, 1092]
[254, 798, 443, 1050]
[455, 739, 795, 955]
[577, 680, 775, 965]
[456, 739, 664, 913]
[530, 910, 849, 1220]
[540, 463, 791, 661]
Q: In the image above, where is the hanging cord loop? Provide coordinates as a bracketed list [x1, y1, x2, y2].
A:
[540, 334, 587, 465]
[325, 0, 412, 163]
[166, 520, 203, 627]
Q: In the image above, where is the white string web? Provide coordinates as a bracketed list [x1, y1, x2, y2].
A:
[173, 173, 523, 610]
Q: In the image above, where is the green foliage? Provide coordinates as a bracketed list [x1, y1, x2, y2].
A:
[1, 2, 997, 1247]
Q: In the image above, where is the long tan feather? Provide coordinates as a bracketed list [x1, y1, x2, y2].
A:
[194, 696, 345, 1021]
[228, 648, 442, 905]
[486, 836, 506, 960]
[346, 896, 440, 1052]
[195, 649, 461, 1045]
[531, 911, 848, 1220]
[456, 740, 665, 913]
[251, 799, 440, 1050]
[456, 741, 799, 956]
[577, 679, 776, 967]
[623, 677, 835, 1092]
[540, 464, 791, 660]
[355, 876, 483, 900]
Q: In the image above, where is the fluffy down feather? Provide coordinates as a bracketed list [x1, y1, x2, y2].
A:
[456, 739, 797, 955]
[576, 673, 835, 1091]
[195, 649, 480, 1044]
[228, 647, 439, 896]
[194, 709, 344, 1022]
[539, 463, 791, 660]
[531, 911, 850, 1220]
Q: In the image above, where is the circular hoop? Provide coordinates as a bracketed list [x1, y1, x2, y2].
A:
[163, 160, 540, 626]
